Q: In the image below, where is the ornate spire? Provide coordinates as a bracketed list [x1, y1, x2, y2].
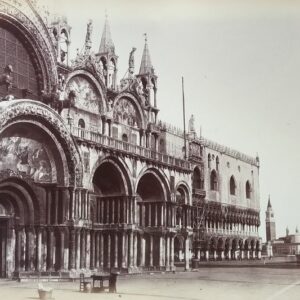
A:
[139, 33, 154, 75]
[267, 195, 272, 208]
[99, 14, 115, 54]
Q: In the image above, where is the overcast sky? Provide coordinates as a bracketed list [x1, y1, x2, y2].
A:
[44, 0, 300, 239]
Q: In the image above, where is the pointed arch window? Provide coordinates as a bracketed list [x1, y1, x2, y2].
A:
[246, 181, 251, 199]
[230, 176, 236, 195]
[208, 153, 211, 169]
[210, 170, 218, 191]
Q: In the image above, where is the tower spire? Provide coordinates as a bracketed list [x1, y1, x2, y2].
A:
[139, 33, 154, 75]
[99, 13, 115, 54]
[267, 194, 272, 208]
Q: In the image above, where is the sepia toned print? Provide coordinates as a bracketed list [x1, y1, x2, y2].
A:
[0, 0, 299, 299]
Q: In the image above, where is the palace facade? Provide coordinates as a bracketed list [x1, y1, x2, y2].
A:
[0, 0, 261, 278]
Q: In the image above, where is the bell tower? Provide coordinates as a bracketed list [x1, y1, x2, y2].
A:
[265, 195, 276, 242]
[96, 14, 118, 90]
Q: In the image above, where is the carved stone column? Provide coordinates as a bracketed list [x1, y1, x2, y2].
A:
[47, 228, 54, 271]
[90, 230, 95, 270]
[133, 232, 138, 267]
[121, 231, 127, 268]
[86, 230, 91, 269]
[114, 232, 118, 268]
[80, 230, 86, 269]
[159, 235, 165, 267]
[128, 231, 134, 268]
[36, 227, 42, 271]
[75, 229, 81, 270]
[107, 233, 111, 268]
[170, 236, 175, 270]
[14, 227, 21, 273]
[100, 232, 104, 268]
[184, 237, 190, 271]
[149, 235, 153, 267]
[139, 234, 145, 267]
[68, 228, 76, 270]
[59, 229, 65, 271]
[165, 235, 170, 270]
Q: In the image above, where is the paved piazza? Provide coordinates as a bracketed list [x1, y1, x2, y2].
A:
[0, 265, 300, 300]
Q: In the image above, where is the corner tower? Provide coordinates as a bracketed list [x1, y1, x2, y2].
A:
[96, 14, 118, 90]
[265, 196, 276, 242]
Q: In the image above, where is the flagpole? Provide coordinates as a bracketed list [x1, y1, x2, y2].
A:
[182, 76, 187, 160]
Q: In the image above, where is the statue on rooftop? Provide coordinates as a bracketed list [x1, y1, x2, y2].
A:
[188, 114, 195, 133]
[128, 47, 136, 76]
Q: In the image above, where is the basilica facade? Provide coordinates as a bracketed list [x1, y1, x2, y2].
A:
[0, 0, 261, 279]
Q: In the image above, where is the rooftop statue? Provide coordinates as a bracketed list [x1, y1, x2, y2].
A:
[128, 47, 137, 76]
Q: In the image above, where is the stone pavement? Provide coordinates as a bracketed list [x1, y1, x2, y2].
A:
[0, 264, 300, 300]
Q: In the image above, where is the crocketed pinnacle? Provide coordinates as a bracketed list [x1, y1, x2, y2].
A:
[99, 15, 115, 54]
[267, 195, 272, 208]
[139, 33, 153, 75]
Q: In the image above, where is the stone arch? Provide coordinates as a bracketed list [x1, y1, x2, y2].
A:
[0, 176, 40, 225]
[64, 70, 107, 114]
[175, 181, 191, 205]
[0, 7, 58, 94]
[136, 168, 171, 202]
[113, 92, 146, 129]
[90, 155, 133, 196]
[0, 100, 81, 187]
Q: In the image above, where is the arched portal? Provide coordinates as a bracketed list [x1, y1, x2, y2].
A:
[91, 158, 132, 270]
[0, 177, 39, 277]
[136, 169, 170, 269]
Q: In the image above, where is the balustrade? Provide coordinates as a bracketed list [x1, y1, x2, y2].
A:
[71, 126, 190, 169]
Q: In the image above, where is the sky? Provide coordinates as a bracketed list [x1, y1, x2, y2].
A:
[42, 0, 300, 240]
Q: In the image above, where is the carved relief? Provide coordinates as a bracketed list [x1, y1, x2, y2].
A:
[113, 98, 138, 127]
[65, 76, 101, 114]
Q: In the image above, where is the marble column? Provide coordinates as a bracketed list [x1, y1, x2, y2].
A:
[75, 230, 81, 270]
[100, 232, 104, 268]
[184, 237, 190, 270]
[59, 229, 65, 271]
[68, 228, 76, 270]
[149, 235, 153, 267]
[140, 235, 145, 267]
[14, 228, 21, 273]
[47, 229, 54, 271]
[159, 236, 165, 267]
[122, 232, 127, 268]
[170, 236, 174, 269]
[86, 230, 91, 269]
[133, 232, 138, 267]
[165, 236, 170, 269]
[114, 233, 118, 268]
[128, 231, 134, 268]
[107, 233, 111, 268]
